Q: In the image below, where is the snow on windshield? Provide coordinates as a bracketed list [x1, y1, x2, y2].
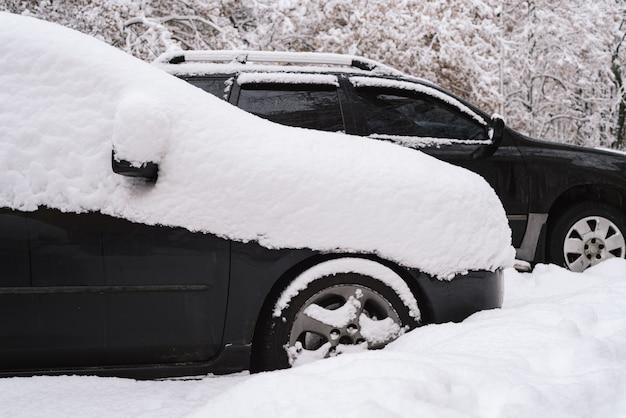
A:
[0, 13, 514, 278]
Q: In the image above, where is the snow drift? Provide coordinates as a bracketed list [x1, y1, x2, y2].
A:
[188, 260, 626, 418]
[0, 13, 514, 278]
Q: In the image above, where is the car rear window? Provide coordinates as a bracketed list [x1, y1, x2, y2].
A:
[237, 84, 345, 132]
[184, 76, 231, 100]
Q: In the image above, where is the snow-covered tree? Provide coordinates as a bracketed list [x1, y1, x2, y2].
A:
[3, 0, 625, 148]
[611, 10, 626, 148]
[498, 0, 625, 148]
[245, 0, 502, 113]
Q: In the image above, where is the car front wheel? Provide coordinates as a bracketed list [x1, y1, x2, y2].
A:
[253, 271, 420, 371]
[549, 202, 626, 272]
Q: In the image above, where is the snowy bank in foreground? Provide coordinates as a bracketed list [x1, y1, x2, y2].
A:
[0, 13, 513, 278]
[188, 259, 626, 418]
[1, 260, 625, 418]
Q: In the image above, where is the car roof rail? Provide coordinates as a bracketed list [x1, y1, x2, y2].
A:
[154, 50, 398, 74]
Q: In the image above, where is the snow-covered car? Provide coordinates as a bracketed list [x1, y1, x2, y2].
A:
[159, 50, 626, 273]
[0, 13, 514, 377]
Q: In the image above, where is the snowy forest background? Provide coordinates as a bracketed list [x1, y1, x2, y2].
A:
[4, 0, 626, 149]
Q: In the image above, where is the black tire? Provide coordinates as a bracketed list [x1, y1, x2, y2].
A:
[252, 272, 420, 372]
[548, 201, 626, 270]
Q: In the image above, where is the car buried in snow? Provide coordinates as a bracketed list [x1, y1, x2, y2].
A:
[0, 13, 513, 378]
[159, 50, 626, 273]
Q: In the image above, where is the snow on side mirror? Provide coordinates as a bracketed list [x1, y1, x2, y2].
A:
[111, 152, 159, 181]
[111, 92, 170, 182]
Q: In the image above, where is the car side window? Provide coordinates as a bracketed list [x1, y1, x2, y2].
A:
[184, 76, 230, 100]
[237, 84, 345, 132]
[353, 87, 487, 141]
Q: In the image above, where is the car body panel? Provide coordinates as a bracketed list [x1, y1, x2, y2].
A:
[0, 206, 503, 378]
[512, 134, 626, 213]
[0, 207, 230, 370]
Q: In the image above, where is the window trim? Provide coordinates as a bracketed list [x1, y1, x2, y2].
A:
[237, 72, 339, 87]
[368, 133, 492, 149]
[236, 81, 340, 92]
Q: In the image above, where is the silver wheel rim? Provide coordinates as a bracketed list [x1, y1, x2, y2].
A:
[563, 215, 625, 272]
[286, 284, 402, 366]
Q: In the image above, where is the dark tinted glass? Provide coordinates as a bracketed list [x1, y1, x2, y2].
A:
[186, 76, 230, 100]
[237, 85, 344, 132]
[354, 87, 487, 140]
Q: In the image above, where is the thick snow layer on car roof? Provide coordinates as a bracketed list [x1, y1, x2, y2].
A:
[0, 13, 514, 278]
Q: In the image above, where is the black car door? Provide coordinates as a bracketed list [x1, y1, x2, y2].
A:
[0, 207, 229, 370]
[100, 213, 230, 366]
[0, 208, 108, 369]
[0, 208, 38, 369]
[343, 78, 529, 248]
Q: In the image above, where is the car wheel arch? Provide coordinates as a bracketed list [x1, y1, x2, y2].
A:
[544, 183, 626, 261]
[547, 183, 626, 230]
[248, 253, 428, 371]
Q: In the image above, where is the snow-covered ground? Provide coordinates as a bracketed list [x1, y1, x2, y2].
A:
[1, 260, 625, 418]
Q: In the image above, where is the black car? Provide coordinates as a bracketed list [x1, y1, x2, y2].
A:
[1, 205, 503, 378]
[161, 50, 626, 273]
[0, 18, 508, 380]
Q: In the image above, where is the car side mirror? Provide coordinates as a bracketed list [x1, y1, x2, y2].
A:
[471, 115, 505, 160]
[112, 151, 158, 181]
[491, 115, 505, 146]
[110, 93, 169, 182]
